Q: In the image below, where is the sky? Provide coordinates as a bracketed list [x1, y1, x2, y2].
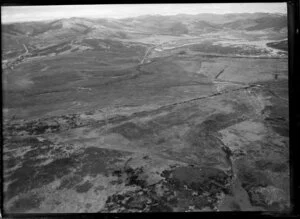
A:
[1, 3, 287, 24]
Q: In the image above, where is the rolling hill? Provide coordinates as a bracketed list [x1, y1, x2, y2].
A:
[2, 13, 287, 38]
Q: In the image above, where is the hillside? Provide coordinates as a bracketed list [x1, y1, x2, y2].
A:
[2, 13, 288, 64]
[2, 13, 287, 38]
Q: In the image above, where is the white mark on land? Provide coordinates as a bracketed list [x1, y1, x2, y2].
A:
[23, 44, 29, 54]
[140, 46, 155, 64]
[41, 66, 49, 72]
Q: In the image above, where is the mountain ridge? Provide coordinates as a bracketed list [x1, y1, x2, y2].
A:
[2, 13, 287, 38]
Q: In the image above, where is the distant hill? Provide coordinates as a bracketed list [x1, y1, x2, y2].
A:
[2, 13, 287, 38]
[2, 12, 287, 58]
[246, 16, 287, 31]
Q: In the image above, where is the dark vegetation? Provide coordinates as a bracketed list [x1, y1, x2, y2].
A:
[9, 194, 44, 212]
[4, 136, 131, 200]
[105, 164, 231, 212]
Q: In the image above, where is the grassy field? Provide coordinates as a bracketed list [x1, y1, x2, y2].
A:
[3, 45, 288, 122]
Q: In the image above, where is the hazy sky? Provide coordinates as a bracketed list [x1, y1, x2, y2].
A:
[1, 3, 287, 23]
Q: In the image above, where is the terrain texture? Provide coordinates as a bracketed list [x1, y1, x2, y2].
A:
[2, 13, 289, 213]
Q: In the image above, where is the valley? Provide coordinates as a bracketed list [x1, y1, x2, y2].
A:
[2, 12, 290, 213]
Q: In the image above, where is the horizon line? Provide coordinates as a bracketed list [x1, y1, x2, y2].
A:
[1, 11, 286, 24]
